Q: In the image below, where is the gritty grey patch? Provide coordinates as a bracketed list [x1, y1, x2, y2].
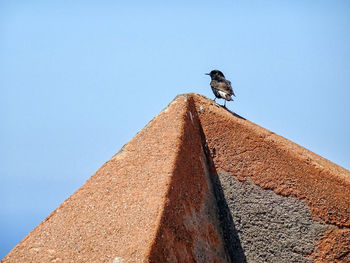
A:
[218, 171, 330, 263]
[193, 238, 211, 263]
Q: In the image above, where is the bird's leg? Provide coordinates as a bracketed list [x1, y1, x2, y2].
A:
[214, 97, 216, 102]
[224, 100, 226, 108]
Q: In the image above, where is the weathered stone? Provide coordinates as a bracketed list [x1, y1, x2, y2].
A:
[2, 93, 350, 263]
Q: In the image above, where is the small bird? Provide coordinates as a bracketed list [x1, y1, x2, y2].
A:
[205, 70, 235, 107]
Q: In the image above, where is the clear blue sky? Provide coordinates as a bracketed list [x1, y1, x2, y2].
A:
[1, 0, 349, 258]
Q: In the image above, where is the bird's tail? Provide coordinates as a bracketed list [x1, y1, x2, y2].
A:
[225, 94, 233, 101]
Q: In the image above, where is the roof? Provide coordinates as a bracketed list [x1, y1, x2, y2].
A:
[2, 93, 350, 263]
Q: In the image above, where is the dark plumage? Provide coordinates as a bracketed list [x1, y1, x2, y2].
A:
[205, 70, 235, 107]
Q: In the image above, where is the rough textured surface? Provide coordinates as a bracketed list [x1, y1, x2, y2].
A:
[193, 94, 350, 227]
[2, 95, 229, 263]
[314, 228, 350, 262]
[218, 171, 329, 262]
[3, 93, 350, 262]
[147, 96, 229, 262]
[192, 93, 350, 262]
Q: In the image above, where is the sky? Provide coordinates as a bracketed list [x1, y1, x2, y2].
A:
[1, 0, 350, 259]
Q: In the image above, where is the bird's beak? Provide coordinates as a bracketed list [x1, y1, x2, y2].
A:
[205, 73, 210, 75]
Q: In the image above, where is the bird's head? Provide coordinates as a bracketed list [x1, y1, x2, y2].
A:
[205, 70, 225, 79]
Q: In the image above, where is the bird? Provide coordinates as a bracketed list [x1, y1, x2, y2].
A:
[205, 70, 235, 107]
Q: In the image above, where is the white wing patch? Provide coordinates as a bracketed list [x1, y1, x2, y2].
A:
[218, 90, 232, 100]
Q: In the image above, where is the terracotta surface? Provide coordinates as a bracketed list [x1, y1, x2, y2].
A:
[148, 96, 229, 262]
[192, 94, 350, 227]
[314, 228, 350, 262]
[2, 95, 229, 263]
[2, 93, 350, 262]
[191, 94, 350, 261]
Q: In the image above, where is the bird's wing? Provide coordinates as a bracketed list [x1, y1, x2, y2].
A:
[212, 80, 235, 96]
[226, 80, 236, 97]
[210, 80, 218, 89]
